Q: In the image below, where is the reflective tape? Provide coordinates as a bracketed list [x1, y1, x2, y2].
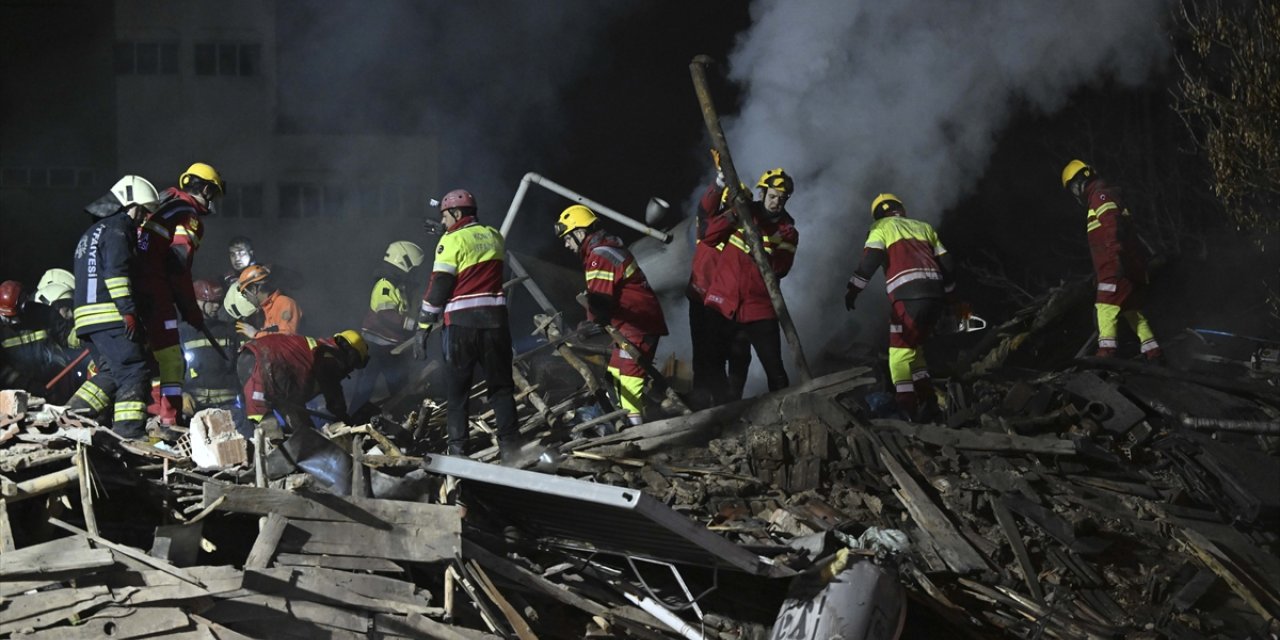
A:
[444, 295, 506, 314]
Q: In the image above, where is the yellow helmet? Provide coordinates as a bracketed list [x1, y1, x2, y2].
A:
[334, 329, 369, 366]
[757, 168, 794, 194]
[179, 162, 225, 195]
[384, 241, 425, 273]
[1061, 159, 1093, 188]
[870, 193, 904, 219]
[555, 204, 598, 238]
[35, 268, 75, 305]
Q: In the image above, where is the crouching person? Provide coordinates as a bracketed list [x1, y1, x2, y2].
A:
[238, 330, 368, 439]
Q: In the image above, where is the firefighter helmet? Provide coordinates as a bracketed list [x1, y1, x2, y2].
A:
[34, 269, 74, 305]
[334, 329, 370, 367]
[1061, 160, 1093, 188]
[179, 162, 225, 195]
[439, 189, 477, 212]
[237, 264, 271, 289]
[384, 241, 425, 273]
[223, 283, 257, 320]
[871, 193, 904, 219]
[0, 280, 23, 317]
[85, 175, 161, 218]
[757, 168, 795, 194]
[555, 205, 598, 238]
[194, 279, 225, 303]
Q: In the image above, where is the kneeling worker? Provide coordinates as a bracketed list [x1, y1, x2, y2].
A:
[238, 330, 368, 436]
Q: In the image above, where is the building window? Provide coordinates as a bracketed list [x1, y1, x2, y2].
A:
[222, 184, 263, 218]
[0, 167, 97, 190]
[115, 41, 178, 75]
[278, 183, 322, 218]
[195, 42, 262, 77]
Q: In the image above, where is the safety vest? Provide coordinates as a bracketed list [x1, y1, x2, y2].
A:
[580, 230, 668, 337]
[857, 214, 948, 300]
[73, 212, 137, 336]
[421, 217, 508, 328]
[363, 277, 413, 346]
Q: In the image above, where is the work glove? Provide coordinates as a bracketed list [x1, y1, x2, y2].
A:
[411, 328, 430, 361]
[122, 313, 140, 341]
[844, 287, 858, 311]
[402, 316, 416, 331]
[236, 321, 259, 339]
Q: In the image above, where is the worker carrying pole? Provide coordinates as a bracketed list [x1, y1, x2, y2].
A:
[689, 55, 811, 383]
[556, 205, 682, 426]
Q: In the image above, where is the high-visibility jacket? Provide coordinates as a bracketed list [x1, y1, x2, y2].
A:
[1084, 179, 1148, 305]
[179, 315, 238, 399]
[137, 188, 207, 326]
[702, 203, 798, 323]
[240, 334, 348, 422]
[687, 183, 727, 303]
[362, 274, 414, 346]
[580, 230, 668, 338]
[848, 213, 954, 302]
[420, 216, 507, 328]
[73, 211, 137, 336]
[256, 290, 301, 336]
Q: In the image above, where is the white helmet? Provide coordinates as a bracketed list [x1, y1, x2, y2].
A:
[34, 268, 75, 305]
[223, 282, 258, 320]
[384, 241, 425, 273]
[85, 175, 161, 218]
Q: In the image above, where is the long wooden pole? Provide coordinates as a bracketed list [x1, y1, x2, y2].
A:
[689, 55, 811, 382]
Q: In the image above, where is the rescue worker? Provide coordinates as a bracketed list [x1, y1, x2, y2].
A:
[686, 154, 732, 408]
[238, 330, 368, 438]
[32, 268, 84, 402]
[1062, 160, 1162, 360]
[67, 175, 162, 438]
[179, 279, 239, 416]
[236, 264, 301, 338]
[845, 194, 956, 422]
[224, 235, 257, 287]
[702, 168, 799, 398]
[412, 189, 521, 462]
[0, 280, 63, 393]
[350, 240, 424, 412]
[136, 162, 224, 427]
[557, 205, 669, 426]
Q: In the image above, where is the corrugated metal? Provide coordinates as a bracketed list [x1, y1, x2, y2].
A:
[422, 455, 788, 576]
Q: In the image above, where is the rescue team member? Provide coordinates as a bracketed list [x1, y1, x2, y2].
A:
[67, 176, 161, 439]
[351, 240, 425, 412]
[31, 269, 85, 403]
[238, 330, 368, 438]
[0, 280, 63, 394]
[224, 235, 257, 287]
[557, 205, 669, 426]
[845, 194, 956, 422]
[686, 154, 732, 409]
[702, 168, 799, 399]
[179, 279, 239, 416]
[1062, 160, 1162, 361]
[236, 264, 301, 338]
[136, 162, 224, 427]
[413, 189, 521, 462]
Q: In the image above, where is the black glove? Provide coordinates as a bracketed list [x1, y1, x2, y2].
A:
[844, 288, 858, 311]
[411, 328, 430, 360]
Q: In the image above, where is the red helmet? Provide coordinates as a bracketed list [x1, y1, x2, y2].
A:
[194, 279, 225, 302]
[439, 189, 477, 212]
[0, 280, 23, 317]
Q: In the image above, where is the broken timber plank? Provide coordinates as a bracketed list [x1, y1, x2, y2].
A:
[201, 592, 372, 634]
[273, 553, 404, 573]
[279, 519, 458, 563]
[373, 613, 502, 640]
[0, 533, 115, 581]
[876, 419, 1079, 456]
[989, 494, 1045, 605]
[18, 605, 192, 639]
[203, 483, 460, 528]
[48, 517, 208, 589]
[244, 512, 288, 570]
[468, 559, 539, 640]
[0, 585, 113, 635]
[244, 566, 439, 616]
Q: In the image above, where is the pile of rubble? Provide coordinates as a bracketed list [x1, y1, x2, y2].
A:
[2, 285, 1280, 639]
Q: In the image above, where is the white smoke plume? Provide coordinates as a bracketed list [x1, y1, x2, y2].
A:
[673, 0, 1171, 374]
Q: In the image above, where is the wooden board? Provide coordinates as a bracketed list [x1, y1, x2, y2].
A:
[18, 605, 192, 639]
[0, 534, 114, 580]
[273, 553, 404, 573]
[876, 419, 1079, 455]
[244, 566, 437, 616]
[203, 483, 461, 528]
[0, 585, 113, 635]
[374, 612, 503, 640]
[200, 592, 372, 634]
[279, 519, 458, 563]
[244, 512, 287, 570]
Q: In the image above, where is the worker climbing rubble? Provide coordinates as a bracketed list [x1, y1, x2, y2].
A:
[66, 175, 162, 439]
[414, 189, 523, 463]
[135, 162, 225, 428]
[846, 193, 959, 422]
[238, 330, 368, 440]
[1062, 159, 1163, 361]
[557, 204, 669, 427]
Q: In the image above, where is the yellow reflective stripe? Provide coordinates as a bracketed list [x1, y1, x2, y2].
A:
[306, 337, 318, 349]
[183, 337, 232, 350]
[369, 278, 406, 313]
[867, 215, 938, 251]
[775, 241, 796, 252]
[174, 225, 201, 248]
[623, 263, 636, 279]
[114, 400, 147, 421]
[74, 381, 110, 411]
[194, 388, 238, 403]
[2, 330, 47, 348]
[585, 269, 615, 283]
[106, 276, 131, 299]
[141, 220, 171, 239]
[728, 234, 777, 255]
[74, 303, 124, 330]
[1086, 220, 1102, 232]
[1092, 202, 1118, 216]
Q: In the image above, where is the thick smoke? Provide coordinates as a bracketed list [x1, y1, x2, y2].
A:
[674, 0, 1171, 375]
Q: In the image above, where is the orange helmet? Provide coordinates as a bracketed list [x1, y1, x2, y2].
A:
[237, 264, 271, 289]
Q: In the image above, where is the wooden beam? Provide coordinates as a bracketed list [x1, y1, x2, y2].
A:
[468, 559, 539, 640]
[280, 519, 458, 563]
[0, 534, 114, 580]
[273, 553, 404, 573]
[244, 567, 441, 617]
[245, 512, 288, 570]
[876, 419, 1079, 456]
[203, 483, 461, 528]
[990, 494, 1045, 605]
[48, 518, 207, 589]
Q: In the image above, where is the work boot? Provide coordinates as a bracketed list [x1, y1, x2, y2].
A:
[1094, 347, 1117, 358]
[446, 443, 466, 457]
[498, 439, 525, 467]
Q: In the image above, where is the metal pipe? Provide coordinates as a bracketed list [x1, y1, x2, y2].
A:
[500, 172, 672, 243]
[623, 592, 706, 640]
[689, 55, 812, 382]
[1182, 415, 1280, 434]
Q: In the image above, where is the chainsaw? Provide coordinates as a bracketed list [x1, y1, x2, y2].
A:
[936, 304, 988, 336]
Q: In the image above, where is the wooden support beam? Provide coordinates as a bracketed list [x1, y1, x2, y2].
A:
[204, 483, 461, 528]
[990, 494, 1045, 605]
[245, 512, 288, 570]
